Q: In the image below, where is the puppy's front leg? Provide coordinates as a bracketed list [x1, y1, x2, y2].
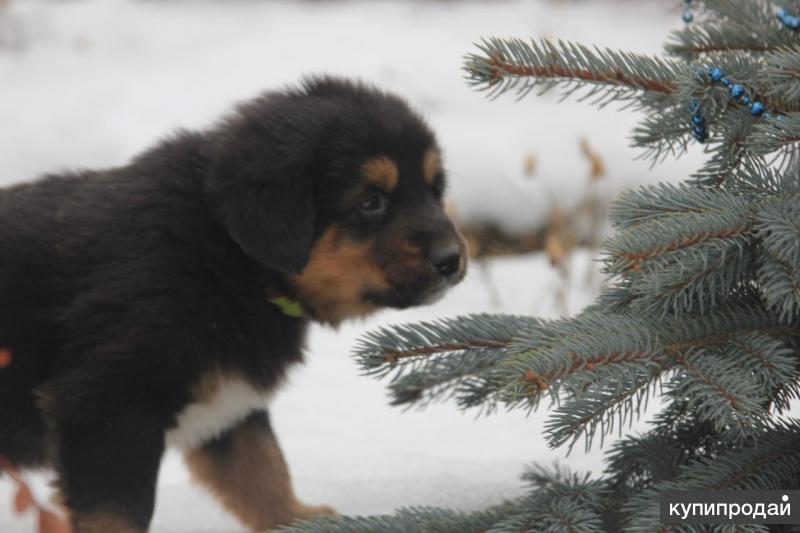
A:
[184, 410, 334, 532]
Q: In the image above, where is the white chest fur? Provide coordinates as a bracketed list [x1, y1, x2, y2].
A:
[165, 377, 271, 450]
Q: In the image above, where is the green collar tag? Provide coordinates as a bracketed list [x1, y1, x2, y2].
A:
[269, 296, 307, 318]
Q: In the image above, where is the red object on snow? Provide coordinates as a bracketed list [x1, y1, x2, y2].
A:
[0, 456, 72, 533]
[0, 348, 11, 368]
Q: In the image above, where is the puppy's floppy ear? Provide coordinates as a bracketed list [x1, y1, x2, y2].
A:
[207, 104, 316, 274]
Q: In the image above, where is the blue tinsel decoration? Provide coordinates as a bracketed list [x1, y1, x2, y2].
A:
[778, 8, 800, 30]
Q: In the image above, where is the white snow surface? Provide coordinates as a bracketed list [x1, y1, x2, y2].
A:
[0, 1, 725, 531]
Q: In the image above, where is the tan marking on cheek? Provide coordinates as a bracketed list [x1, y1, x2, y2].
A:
[422, 149, 442, 186]
[185, 423, 335, 531]
[361, 156, 399, 192]
[290, 226, 389, 325]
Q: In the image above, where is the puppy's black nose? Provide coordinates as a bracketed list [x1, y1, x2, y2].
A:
[428, 243, 462, 279]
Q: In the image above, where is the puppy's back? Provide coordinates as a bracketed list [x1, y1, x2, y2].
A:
[0, 172, 95, 345]
[0, 172, 100, 465]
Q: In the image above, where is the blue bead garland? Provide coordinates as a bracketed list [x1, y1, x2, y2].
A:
[682, 0, 693, 24]
[705, 67, 772, 118]
[689, 100, 707, 142]
[778, 8, 800, 30]
[687, 67, 778, 142]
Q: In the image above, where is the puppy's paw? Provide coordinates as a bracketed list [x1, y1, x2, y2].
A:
[292, 502, 336, 521]
[252, 504, 336, 532]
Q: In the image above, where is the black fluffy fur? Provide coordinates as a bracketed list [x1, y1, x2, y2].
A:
[0, 77, 464, 531]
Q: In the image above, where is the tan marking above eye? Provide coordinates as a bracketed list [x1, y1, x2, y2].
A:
[361, 156, 399, 192]
[422, 149, 442, 186]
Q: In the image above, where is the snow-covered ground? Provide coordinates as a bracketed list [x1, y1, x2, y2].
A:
[0, 1, 712, 531]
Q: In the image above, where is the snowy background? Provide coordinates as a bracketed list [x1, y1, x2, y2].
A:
[0, 1, 716, 531]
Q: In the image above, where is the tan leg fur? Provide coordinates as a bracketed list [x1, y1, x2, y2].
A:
[185, 419, 334, 531]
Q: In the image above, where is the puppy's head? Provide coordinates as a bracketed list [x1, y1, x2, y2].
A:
[208, 77, 466, 325]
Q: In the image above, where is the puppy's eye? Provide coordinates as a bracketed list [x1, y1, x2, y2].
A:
[359, 192, 389, 217]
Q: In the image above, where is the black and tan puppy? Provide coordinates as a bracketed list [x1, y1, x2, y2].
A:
[0, 77, 466, 532]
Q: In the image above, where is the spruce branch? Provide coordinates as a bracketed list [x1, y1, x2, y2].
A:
[591, 282, 635, 313]
[603, 192, 752, 273]
[730, 334, 793, 382]
[666, 0, 796, 58]
[383, 347, 508, 409]
[490, 497, 604, 533]
[355, 314, 538, 373]
[764, 45, 800, 109]
[755, 194, 800, 317]
[749, 112, 800, 155]
[500, 313, 663, 407]
[463, 38, 681, 103]
[631, 55, 770, 167]
[728, 332, 800, 412]
[692, 153, 782, 193]
[510, 302, 795, 450]
[608, 183, 745, 230]
[488, 465, 606, 533]
[353, 314, 543, 409]
[758, 253, 800, 319]
[630, 104, 694, 164]
[625, 239, 754, 317]
[688, 116, 754, 189]
[603, 184, 780, 319]
[658, 295, 796, 347]
[544, 374, 658, 451]
[604, 414, 715, 494]
[353, 298, 798, 451]
[333, 5, 800, 530]
[666, 345, 773, 441]
[755, 194, 800, 266]
[624, 420, 800, 532]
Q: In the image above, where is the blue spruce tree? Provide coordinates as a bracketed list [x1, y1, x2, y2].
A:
[286, 1, 800, 531]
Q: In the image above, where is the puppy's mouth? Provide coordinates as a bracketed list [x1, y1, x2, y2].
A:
[364, 266, 466, 310]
